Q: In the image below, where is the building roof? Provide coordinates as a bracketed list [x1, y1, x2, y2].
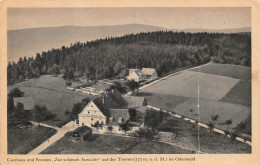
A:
[13, 97, 34, 110]
[129, 121, 143, 127]
[129, 69, 143, 77]
[129, 69, 140, 73]
[91, 89, 128, 117]
[109, 109, 130, 124]
[136, 106, 148, 114]
[105, 89, 129, 109]
[91, 82, 111, 91]
[123, 96, 146, 109]
[142, 68, 156, 75]
[92, 98, 111, 117]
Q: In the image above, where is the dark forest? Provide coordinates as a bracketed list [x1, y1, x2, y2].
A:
[7, 31, 251, 85]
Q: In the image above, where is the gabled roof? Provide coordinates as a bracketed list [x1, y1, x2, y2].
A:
[123, 96, 146, 109]
[142, 68, 157, 75]
[103, 89, 128, 109]
[13, 97, 34, 110]
[92, 98, 110, 117]
[109, 109, 130, 124]
[136, 106, 148, 114]
[91, 82, 111, 91]
[89, 89, 128, 117]
[129, 69, 143, 77]
[129, 69, 141, 73]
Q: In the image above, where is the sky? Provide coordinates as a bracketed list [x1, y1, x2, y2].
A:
[8, 7, 251, 30]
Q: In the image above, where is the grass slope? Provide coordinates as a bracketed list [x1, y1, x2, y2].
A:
[140, 71, 239, 101]
[220, 80, 251, 106]
[8, 126, 56, 154]
[8, 75, 93, 126]
[136, 92, 189, 110]
[41, 134, 193, 154]
[158, 116, 251, 153]
[172, 98, 250, 130]
[191, 63, 251, 80]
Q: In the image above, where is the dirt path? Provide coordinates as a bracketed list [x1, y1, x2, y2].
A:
[27, 121, 77, 155]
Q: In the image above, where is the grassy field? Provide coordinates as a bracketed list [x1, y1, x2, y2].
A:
[139, 63, 251, 134]
[158, 115, 251, 153]
[41, 134, 193, 154]
[8, 75, 95, 126]
[191, 63, 251, 80]
[8, 126, 56, 154]
[136, 92, 189, 110]
[140, 71, 239, 101]
[173, 98, 250, 130]
[220, 80, 251, 106]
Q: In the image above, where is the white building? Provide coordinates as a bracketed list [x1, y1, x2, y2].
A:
[126, 69, 144, 82]
[141, 68, 158, 80]
[78, 100, 107, 127]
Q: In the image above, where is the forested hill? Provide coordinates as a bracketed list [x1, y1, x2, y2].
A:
[7, 31, 251, 85]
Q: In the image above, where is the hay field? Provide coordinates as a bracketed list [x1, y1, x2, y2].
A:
[173, 98, 250, 130]
[8, 75, 93, 126]
[191, 63, 251, 80]
[140, 63, 251, 132]
[141, 71, 239, 101]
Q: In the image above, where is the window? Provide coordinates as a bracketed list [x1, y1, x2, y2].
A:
[91, 118, 93, 121]
[88, 111, 90, 114]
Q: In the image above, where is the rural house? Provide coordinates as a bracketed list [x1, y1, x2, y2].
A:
[141, 68, 158, 80]
[13, 97, 34, 111]
[78, 89, 146, 132]
[126, 69, 144, 82]
[126, 68, 158, 82]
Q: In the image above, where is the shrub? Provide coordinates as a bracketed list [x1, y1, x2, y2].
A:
[107, 125, 113, 131]
[225, 119, 233, 125]
[66, 81, 72, 86]
[230, 132, 238, 141]
[211, 115, 219, 121]
[136, 128, 155, 140]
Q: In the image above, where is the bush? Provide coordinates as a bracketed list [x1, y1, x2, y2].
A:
[56, 119, 70, 128]
[136, 128, 155, 140]
[107, 126, 113, 131]
[66, 81, 72, 86]
[211, 115, 219, 121]
[230, 132, 238, 141]
[225, 119, 233, 125]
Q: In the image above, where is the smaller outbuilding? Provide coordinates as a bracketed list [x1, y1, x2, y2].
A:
[68, 126, 92, 142]
[141, 68, 158, 80]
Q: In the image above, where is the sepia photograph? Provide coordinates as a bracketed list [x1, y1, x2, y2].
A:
[5, 7, 253, 155]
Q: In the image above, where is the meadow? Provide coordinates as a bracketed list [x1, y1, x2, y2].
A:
[41, 134, 193, 154]
[8, 126, 56, 154]
[158, 115, 251, 153]
[190, 63, 251, 80]
[8, 75, 94, 126]
[139, 63, 251, 133]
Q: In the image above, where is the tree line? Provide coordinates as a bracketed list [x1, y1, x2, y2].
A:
[7, 31, 251, 85]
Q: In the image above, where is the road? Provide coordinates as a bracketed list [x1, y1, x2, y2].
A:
[28, 121, 77, 154]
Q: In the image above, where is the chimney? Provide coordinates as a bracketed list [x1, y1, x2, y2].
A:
[103, 94, 105, 104]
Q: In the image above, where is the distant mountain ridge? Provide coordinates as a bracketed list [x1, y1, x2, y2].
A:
[8, 24, 250, 62]
[8, 24, 167, 62]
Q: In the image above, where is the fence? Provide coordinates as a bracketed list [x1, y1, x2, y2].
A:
[147, 105, 252, 146]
